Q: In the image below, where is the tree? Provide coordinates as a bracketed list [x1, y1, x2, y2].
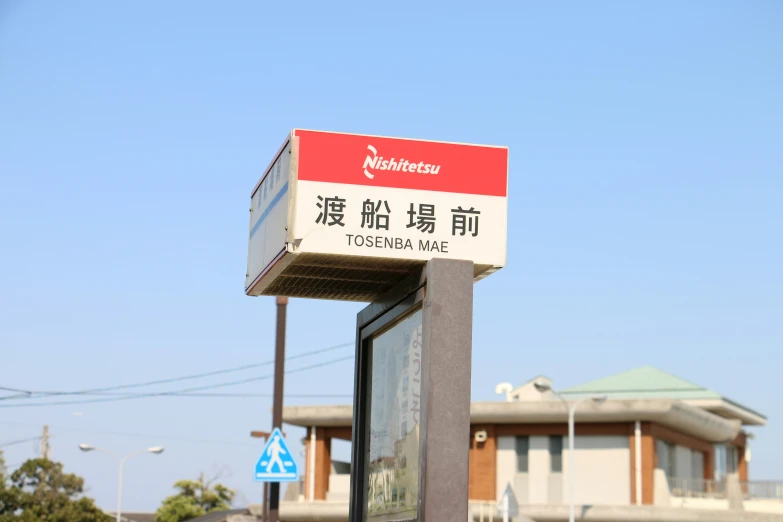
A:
[0, 458, 111, 522]
[0, 450, 12, 516]
[0, 450, 6, 481]
[156, 473, 234, 522]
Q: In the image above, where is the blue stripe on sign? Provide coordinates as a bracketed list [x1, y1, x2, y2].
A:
[250, 182, 289, 239]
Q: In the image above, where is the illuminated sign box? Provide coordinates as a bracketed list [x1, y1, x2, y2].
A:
[245, 129, 508, 301]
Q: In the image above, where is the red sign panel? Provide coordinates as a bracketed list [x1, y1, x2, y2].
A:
[294, 129, 508, 197]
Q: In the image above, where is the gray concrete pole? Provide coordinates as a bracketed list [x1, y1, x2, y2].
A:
[269, 296, 288, 522]
[418, 258, 474, 522]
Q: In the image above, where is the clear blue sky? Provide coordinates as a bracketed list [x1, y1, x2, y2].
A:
[1, 0, 781, 512]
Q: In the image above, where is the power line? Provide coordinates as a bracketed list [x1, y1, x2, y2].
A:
[0, 394, 29, 400]
[0, 423, 257, 448]
[0, 341, 352, 401]
[0, 355, 355, 409]
[0, 436, 41, 448]
[14, 392, 353, 398]
[0, 386, 31, 394]
[0, 386, 32, 400]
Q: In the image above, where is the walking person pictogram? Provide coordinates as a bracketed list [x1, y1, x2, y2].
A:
[254, 428, 299, 482]
[265, 434, 286, 473]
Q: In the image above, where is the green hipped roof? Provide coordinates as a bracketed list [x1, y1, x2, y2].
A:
[560, 366, 765, 420]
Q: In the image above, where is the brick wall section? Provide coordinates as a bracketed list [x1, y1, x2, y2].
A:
[704, 445, 715, 482]
[304, 427, 312, 500]
[496, 422, 632, 436]
[627, 422, 664, 505]
[314, 430, 331, 500]
[733, 432, 748, 482]
[324, 426, 352, 441]
[641, 422, 655, 505]
[469, 424, 497, 501]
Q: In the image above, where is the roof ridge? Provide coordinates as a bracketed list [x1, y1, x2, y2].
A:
[513, 374, 551, 389]
[649, 366, 712, 391]
[563, 366, 713, 391]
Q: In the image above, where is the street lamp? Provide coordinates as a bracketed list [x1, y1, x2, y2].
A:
[78, 444, 164, 522]
[534, 381, 606, 522]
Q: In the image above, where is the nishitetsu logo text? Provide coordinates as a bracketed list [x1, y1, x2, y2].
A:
[362, 145, 442, 180]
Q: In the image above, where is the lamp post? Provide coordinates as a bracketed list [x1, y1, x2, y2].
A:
[533, 382, 606, 522]
[78, 444, 164, 522]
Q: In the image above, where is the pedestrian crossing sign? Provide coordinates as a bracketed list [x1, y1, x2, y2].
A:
[254, 428, 299, 482]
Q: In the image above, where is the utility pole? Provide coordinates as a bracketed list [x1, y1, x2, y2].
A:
[41, 425, 50, 460]
[268, 296, 288, 522]
[253, 431, 271, 522]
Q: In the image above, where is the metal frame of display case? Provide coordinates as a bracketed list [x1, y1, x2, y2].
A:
[349, 258, 474, 522]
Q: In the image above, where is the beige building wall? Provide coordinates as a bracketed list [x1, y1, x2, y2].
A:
[564, 436, 631, 506]
[496, 436, 517, 502]
[529, 436, 551, 503]
[498, 435, 631, 507]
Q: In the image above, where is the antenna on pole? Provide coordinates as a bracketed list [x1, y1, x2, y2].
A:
[495, 382, 514, 402]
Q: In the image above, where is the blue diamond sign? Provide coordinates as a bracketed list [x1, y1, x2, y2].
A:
[254, 428, 299, 482]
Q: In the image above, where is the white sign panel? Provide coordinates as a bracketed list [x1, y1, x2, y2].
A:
[294, 181, 506, 262]
[245, 129, 508, 299]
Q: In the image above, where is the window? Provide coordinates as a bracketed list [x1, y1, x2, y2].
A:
[655, 440, 666, 471]
[549, 436, 563, 472]
[726, 446, 738, 474]
[515, 436, 529, 473]
[714, 445, 725, 480]
[691, 450, 705, 480]
[714, 444, 739, 481]
[656, 440, 675, 477]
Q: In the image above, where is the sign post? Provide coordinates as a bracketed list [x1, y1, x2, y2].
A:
[417, 259, 474, 522]
[498, 484, 519, 522]
[269, 296, 288, 522]
[250, 297, 291, 522]
[246, 129, 508, 522]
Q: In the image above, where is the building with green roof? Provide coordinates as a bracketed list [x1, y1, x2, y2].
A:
[559, 366, 766, 426]
[280, 365, 778, 521]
